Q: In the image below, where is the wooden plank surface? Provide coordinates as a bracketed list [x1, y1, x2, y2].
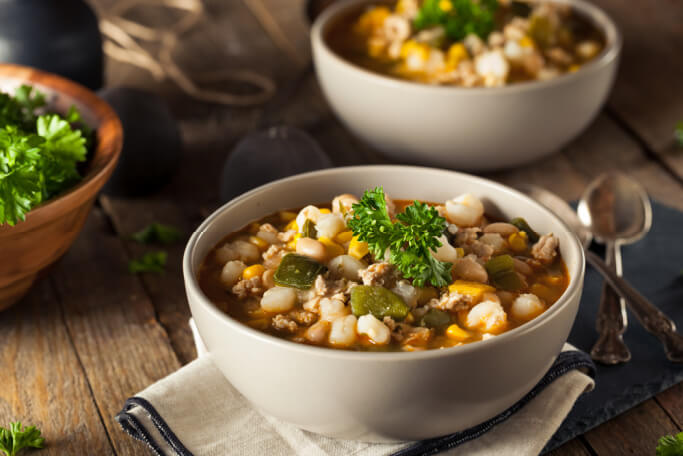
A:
[0, 0, 680, 455]
[0, 280, 115, 455]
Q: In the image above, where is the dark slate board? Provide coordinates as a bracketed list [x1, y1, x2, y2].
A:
[544, 201, 683, 452]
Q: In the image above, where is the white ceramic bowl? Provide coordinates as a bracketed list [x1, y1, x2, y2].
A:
[184, 166, 585, 442]
[311, 0, 621, 171]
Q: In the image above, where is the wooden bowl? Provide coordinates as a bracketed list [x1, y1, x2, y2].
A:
[0, 64, 122, 310]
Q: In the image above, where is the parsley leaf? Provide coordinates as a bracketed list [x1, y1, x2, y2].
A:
[414, 0, 499, 42]
[348, 187, 452, 288]
[128, 251, 168, 274]
[0, 422, 45, 456]
[130, 223, 182, 244]
[0, 85, 89, 226]
[657, 432, 683, 456]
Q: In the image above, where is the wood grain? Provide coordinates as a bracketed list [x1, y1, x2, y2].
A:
[0, 279, 115, 455]
[48, 208, 181, 455]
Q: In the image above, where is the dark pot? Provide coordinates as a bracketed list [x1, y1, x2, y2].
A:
[0, 0, 103, 90]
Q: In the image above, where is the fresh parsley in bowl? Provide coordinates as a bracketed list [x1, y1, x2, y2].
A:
[0, 84, 91, 226]
[0, 63, 122, 311]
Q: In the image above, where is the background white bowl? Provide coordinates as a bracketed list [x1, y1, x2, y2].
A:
[184, 166, 585, 442]
[311, 0, 621, 171]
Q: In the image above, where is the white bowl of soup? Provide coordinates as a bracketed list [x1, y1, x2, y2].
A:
[183, 166, 585, 442]
[311, 0, 621, 171]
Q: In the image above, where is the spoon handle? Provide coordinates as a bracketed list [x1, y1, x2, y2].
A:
[590, 241, 631, 364]
[585, 250, 683, 363]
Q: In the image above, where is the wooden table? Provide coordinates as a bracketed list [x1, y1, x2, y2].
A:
[1, 0, 681, 454]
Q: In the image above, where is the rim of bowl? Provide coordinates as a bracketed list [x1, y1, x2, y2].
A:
[0, 63, 122, 232]
[311, 0, 622, 95]
[184, 165, 586, 361]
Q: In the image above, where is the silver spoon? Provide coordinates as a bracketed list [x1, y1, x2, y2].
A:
[519, 184, 683, 363]
[578, 173, 644, 364]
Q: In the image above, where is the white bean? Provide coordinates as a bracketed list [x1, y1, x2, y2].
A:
[452, 257, 488, 283]
[510, 293, 545, 322]
[329, 315, 358, 347]
[466, 300, 508, 332]
[357, 314, 391, 345]
[261, 269, 275, 289]
[445, 194, 484, 227]
[316, 213, 347, 239]
[233, 240, 260, 263]
[332, 193, 359, 216]
[305, 320, 330, 344]
[391, 280, 418, 308]
[296, 238, 327, 263]
[483, 222, 518, 236]
[320, 297, 349, 321]
[220, 260, 246, 288]
[260, 286, 297, 313]
[296, 205, 322, 231]
[328, 255, 366, 281]
[432, 234, 460, 263]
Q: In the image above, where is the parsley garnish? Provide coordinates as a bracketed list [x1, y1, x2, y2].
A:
[414, 0, 499, 42]
[0, 85, 89, 226]
[347, 187, 452, 288]
[657, 431, 683, 456]
[128, 251, 168, 274]
[0, 422, 45, 456]
[130, 222, 182, 244]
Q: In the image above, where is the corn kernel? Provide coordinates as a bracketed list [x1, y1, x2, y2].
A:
[447, 43, 468, 69]
[519, 36, 534, 48]
[242, 264, 265, 280]
[279, 211, 297, 222]
[568, 64, 580, 72]
[530, 283, 560, 304]
[449, 280, 495, 302]
[246, 318, 270, 330]
[455, 247, 465, 258]
[439, 0, 453, 11]
[446, 323, 471, 341]
[508, 231, 528, 253]
[348, 236, 370, 260]
[404, 313, 415, 324]
[248, 235, 269, 251]
[319, 208, 331, 214]
[284, 219, 298, 232]
[286, 233, 301, 250]
[335, 230, 354, 243]
[318, 236, 345, 258]
[400, 40, 429, 61]
[354, 7, 390, 36]
[541, 274, 563, 286]
[247, 222, 260, 233]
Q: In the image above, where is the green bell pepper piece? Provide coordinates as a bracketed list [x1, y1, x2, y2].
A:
[509, 217, 540, 243]
[350, 285, 410, 320]
[274, 253, 327, 289]
[420, 308, 451, 329]
[485, 254, 524, 291]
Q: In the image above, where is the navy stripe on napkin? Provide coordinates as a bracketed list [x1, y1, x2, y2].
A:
[117, 397, 193, 456]
[391, 350, 596, 456]
[115, 350, 594, 456]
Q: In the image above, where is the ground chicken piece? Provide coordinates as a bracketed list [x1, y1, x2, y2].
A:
[289, 309, 317, 326]
[383, 316, 397, 331]
[402, 327, 433, 347]
[232, 277, 263, 299]
[455, 227, 481, 245]
[277, 230, 297, 242]
[314, 275, 328, 296]
[531, 234, 559, 264]
[429, 291, 471, 311]
[360, 262, 397, 287]
[303, 296, 321, 312]
[262, 244, 285, 269]
[259, 223, 278, 234]
[465, 240, 495, 262]
[330, 292, 348, 303]
[272, 314, 298, 333]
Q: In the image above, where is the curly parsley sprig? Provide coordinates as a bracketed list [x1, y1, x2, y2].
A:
[657, 431, 683, 456]
[414, 0, 499, 42]
[0, 85, 89, 226]
[0, 422, 45, 456]
[347, 187, 452, 288]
